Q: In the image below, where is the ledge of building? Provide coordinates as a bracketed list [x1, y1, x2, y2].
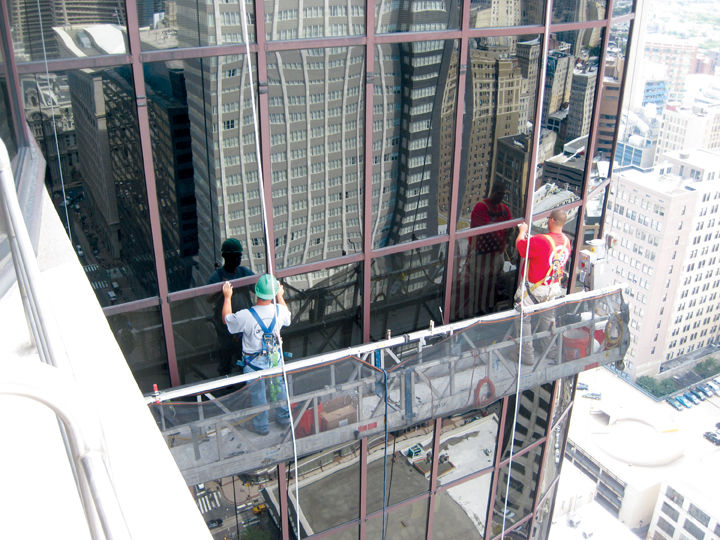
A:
[0, 187, 211, 539]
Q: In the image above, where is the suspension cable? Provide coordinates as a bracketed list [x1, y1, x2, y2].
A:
[238, 6, 302, 538]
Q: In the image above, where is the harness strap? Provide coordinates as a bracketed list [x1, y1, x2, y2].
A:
[248, 305, 279, 334]
[524, 234, 570, 298]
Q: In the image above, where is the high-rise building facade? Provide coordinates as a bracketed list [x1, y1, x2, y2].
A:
[0, 0, 639, 538]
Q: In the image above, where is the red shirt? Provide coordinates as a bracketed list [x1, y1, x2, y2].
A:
[517, 232, 571, 285]
[470, 199, 512, 253]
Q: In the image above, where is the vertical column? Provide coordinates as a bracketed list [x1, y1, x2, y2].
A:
[441, 0, 472, 320]
[0, 0, 28, 148]
[124, 0, 179, 385]
[359, 437, 369, 540]
[425, 417, 443, 540]
[361, 3, 376, 343]
[278, 462, 290, 540]
[485, 396, 509, 539]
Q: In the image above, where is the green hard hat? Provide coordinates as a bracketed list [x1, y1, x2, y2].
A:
[255, 274, 280, 300]
[221, 238, 243, 255]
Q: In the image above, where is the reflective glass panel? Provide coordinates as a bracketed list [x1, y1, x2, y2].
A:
[216, 475, 282, 539]
[450, 226, 519, 322]
[106, 306, 169, 393]
[491, 443, 544, 532]
[147, 55, 263, 292]
[265, 0, 365, 41]
[540, 415, 568, 500]
[500, 384, 551, 460]
[290, 443, 360, 535]
[319, 525, 359, 540]
[373, 41, 459, 249]
[456, 35, 542, 231]
[552, 0, 605, 24]
[27, 69, 159, 306]
[366, 432, 431, 514]
[0, 72, 17, 160]
[433, 472, 492, 540]
[551, 375, 575, 426]
[169, 0, 255, 50]
[376, 0, 460, 34]
[470, 0, 545, 27]
[267, 47, 366, 270]
[368, 498, 429, 539]
[538, 30, 604, 204]
[612, 0, 633, 17]
[531, 483, 557, 540]
[8, 0, 129, 62]
[369, 243, 446, 341]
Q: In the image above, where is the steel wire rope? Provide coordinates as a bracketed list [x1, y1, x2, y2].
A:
[237, 6, 301, 538]
[33, 10, 72, 247]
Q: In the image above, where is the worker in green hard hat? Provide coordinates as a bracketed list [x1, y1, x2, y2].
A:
[222, 274, 291, 435]
[208, 238, 254, 376]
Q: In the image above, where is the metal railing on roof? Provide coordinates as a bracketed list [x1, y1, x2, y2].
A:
[0, 138, 131, 540]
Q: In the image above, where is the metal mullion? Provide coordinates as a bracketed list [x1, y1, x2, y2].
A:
[102, 296, 161, 316]
[549, 19, 609, 33]
[485, 396, 509, 539]
[365, 491, 431, 522]
[436, 465, 493, 494]
[497, 436, 547, 469]
[168, 274, 258, 303]
[140, 43, 256, 64]
[567, 0, 615, 286]
[455, 218, 524, 240]
[610, 13, 635, 24]
[530, 199, 584, 223]
[15, 55, 134, 75]
[374, 30, 462, 43]
[359, 437, 369, 540]
[467, 24, 546, 38]
[267, 36, 367, 51]
[254, 0, 275, 274]
[521, 0, 555, 224]
[489, 513, 533, 540]
[0, 0, 28, 147]
[362, 3, 376, 345]
[125, 0, 179, 386]
[370, 234, 450, 258]
[278, 462, 290, 540]
[441, 0, 470, 322]
[425, 417, 443, 540]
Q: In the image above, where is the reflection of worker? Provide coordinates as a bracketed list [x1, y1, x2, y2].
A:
[222, 275, 291, 435]
[457, 183, 512, 318]
[514, 209, 572, 367]
[208, 238, 254, 376]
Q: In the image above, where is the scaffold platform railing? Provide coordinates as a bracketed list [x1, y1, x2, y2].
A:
[146, 285, 629, 486]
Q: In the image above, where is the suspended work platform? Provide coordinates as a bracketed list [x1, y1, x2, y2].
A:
[146, 285, 629, 486]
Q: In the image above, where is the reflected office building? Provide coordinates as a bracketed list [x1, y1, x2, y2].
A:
[0, 0, 638, 537]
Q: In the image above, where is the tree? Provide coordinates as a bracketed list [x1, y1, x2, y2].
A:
[694, 358, 720, 379]
[240, 528, 273, 540]
[636, 376, 674, 398]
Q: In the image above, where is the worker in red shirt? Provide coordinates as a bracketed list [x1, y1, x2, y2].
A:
[513, 209, 571, 367]
[455, 183, 513, 318]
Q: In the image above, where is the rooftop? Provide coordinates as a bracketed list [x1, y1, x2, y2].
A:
[659, 147, 720, 171]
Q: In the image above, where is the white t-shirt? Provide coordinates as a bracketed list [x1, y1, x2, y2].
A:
[225, 303, 292, 354]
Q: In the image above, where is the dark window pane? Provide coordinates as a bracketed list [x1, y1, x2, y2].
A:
[661, 502, 680, 523]
[28, 68, 159, 306]
[657, 517, 676, 537]
[471, 0, 545, 27]
[172, 0, 256, 49]
[291, 445, 361, 535]
[107, 306, 169, 393]
[369, 243, 446, 341]
[450, 226, 519, 322]
[492, 444, 544, 532]
[539, 414, 568, 500]
[501, 385, 552, 460]
[372, 41, 459, 249]
[8, 0, 129, 62]
[0, 73, 17, 160]
[434, 474, 492, 539]
[552, 0, 605, 25]
[688, 504, 710, 527]
[456, 35, 542, 230]
[150, 55, 264, 290]
[683, 518, 705, 540]
[376, 0, 460, 34]
[267, 46, 366, 270]
[265, 0, 365, 41]
[551, 375, 575, 426]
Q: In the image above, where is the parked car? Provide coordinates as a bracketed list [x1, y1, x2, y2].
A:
[582, 393, 602, 400]
[684, 392, 700, 405]
[689, 389, 706, 402]
[206, 519, 223, 529]
[676, 395, 693, 408]
[716, 422, 720, 430]
[577, 383, 589, 391]
[697, 385, 714, 399]
[665, 397, 683, 411]
[707, 381, 720, 395]
[703, 432, 720, 446]
[76, 244, 84, 257]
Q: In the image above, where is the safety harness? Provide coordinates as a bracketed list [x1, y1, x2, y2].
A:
[521, 234, 570, 303]
[243, 305, 283, 399]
